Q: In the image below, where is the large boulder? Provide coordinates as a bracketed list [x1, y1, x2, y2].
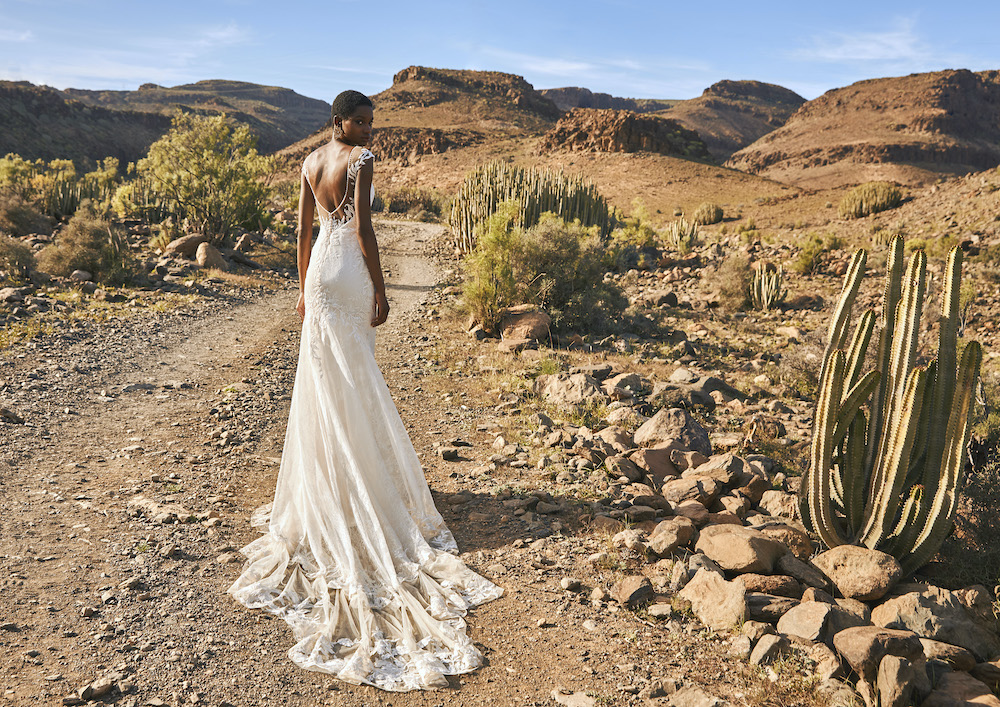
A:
[776, 601, 869, 646]
[501, 307, 551, 341]
[534, 373, 607, 408]
[812, 545, 901, 601]
[661, 477, 722, 506]
[165, 233, 208, 258]
[648, 517, 696, 557]
[633, 408, 711, 455]
[196, 242, 228, 271]
[871, 585, 1000, 661]
[678, 569, 747, 631]
[919, 671, 1000, 707]
[695, 524, 786, 574]
[833, 626, 924, 684]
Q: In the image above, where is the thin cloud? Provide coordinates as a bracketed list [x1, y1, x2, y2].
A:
[476, 46, 596, 76]
[794, 17, 937, 65]
[0, 28, 33, 42]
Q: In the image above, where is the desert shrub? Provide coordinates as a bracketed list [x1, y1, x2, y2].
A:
[0, 234, 35, 284]
[664, 217, 698, 254]
[463, 203, 625, 334]
[714, 255, 751, 311]
[115, 114, 274, 241]
[0, 194, 52, 236]
[692, 202, 723, 226]
[36, 209, 133, 284]
[604, 203, 658, 271]
[838, 181, 903, 219]
[449, 160, 611, 252]
[0, 154, 119, 219]
[378, 187, 444, 217]
[790, 234, 833, 274]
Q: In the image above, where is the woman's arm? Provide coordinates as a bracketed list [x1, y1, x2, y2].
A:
[353, 158, 389, 327]
[295, 169, 316, 320]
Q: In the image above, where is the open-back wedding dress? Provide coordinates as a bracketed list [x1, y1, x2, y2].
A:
[228, 148, 502, 691]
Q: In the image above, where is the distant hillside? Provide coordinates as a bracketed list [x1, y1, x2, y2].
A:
[726, 69, 1000, 188]
[539, 87, 677, 113]
[660, 80, 805, 161]
[0, 81, 171, 165]
[538, 108, 713, 162]
[63, 79, 330, 153]
[372, 66, 561, 132]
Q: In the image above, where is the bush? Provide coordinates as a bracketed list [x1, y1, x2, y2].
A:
[115, 114, 274, 241]
[790, 234, 831, 274]
[376, 187, 444, 217]
[0, 194, 51, 236]
[714, 255, 751, 311]
[0, 234, 35, 284]
[692, 202, 723, 226]
[839, 181, 903, 219]
[36, 209, 133, 284]
[463, 203, 626, 334]
[0, 154, 119, 219]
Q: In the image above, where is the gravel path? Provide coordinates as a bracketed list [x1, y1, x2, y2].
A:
[0, 222, 744, 707]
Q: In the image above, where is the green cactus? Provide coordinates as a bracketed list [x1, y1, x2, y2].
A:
[749, 262, 785, 311]
[800, 236, 982, 576]
[664, 217, 698, 253]
[448, 161, 610, 253]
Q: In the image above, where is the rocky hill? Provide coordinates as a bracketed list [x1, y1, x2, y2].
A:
[660, 80, 806, 161]
[726, 69, 1000, 188]
[0, 81, 172, 165]
[372, 66, 560, 132]
[63, 80, 330, 153]
[540, 86, 676, 113]
[537, 108, 713, 162]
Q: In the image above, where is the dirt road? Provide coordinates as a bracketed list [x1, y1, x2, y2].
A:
[0, 222, 739, 707]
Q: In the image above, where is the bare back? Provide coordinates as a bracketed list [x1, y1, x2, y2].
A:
[302, 143, 364, 222]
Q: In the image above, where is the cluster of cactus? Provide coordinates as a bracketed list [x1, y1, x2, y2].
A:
[664, 217, 698, 252]
[0, 154, 120, 219]
[839, 181, 903, 219]
[112, 174, 176, 225]
[801, 236, 982, 575]
[692, 202, 723, 226]
[448, 160, 610, 253]
[749, 262, 785, 310]
[37, 176, 117, 219]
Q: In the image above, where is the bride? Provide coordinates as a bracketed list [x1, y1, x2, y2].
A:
[228, 90, 502, 691]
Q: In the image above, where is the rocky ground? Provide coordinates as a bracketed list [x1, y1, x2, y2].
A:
[2, 218, 999, 707]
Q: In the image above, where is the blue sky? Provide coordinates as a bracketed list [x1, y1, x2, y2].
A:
[1, 0, 998, 102]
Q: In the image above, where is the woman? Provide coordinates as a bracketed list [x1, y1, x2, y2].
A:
[228, 90, 502, 691]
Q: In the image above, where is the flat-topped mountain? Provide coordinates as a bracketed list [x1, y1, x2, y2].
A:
[660, 80, 806, 161]
[726, 69, 1000, 188]
[63, 80, 330, 153]
[539, 87, 677, 113]
[0, 81, 171, 165]
[372, 66, 561, 131]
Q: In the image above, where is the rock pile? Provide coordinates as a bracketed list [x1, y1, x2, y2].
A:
[529, 393, 1000, 705]
[538, 108, 713, 161]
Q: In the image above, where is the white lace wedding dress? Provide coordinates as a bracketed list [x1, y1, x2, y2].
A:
[228, 148, 502, 691]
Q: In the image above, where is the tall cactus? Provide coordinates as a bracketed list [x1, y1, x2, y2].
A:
[800, 236, 982, 576]
[448, 161, 611, 253]
[749, 262, 786, 311]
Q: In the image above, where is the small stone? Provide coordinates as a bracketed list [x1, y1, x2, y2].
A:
[438, 446, 460, 461]
[582, 619, 599, 631]
[730, 635, 753, 659]
[610, 576, 654, 609]
[750, 634, 791, 665]
[560, 577, 582, 592]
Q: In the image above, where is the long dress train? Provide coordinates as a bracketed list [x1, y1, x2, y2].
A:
[228, 148, 502, 691]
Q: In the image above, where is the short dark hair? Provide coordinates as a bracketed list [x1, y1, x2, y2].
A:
[331, 90, 373, 122]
